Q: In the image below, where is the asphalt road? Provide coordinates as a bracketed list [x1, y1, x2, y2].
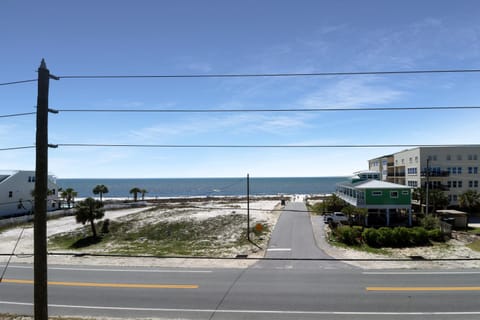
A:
[1, 201, 480, 319]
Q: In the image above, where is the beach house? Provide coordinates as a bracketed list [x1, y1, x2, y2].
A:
[335, 171, 412, 226]
[0, 170, 59, 218]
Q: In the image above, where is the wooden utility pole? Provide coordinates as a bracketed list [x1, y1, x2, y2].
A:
[34, 59, 51, 320]
[247, 174, 250, 241]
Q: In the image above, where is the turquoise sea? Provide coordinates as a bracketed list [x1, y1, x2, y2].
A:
[57, 177, 347, 199]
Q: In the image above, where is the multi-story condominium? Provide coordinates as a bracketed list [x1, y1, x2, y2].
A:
[0, 170, 59, 217]
[369, 146, 480, 206]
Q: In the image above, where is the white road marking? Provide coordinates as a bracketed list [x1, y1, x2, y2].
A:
[0, 264, 211, 273]
[1, 300, 480, 315]
[266, 248, 292, 252]
[363, 271, 480, 275]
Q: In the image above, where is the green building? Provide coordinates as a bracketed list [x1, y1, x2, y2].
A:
[336, 172, 412, 226]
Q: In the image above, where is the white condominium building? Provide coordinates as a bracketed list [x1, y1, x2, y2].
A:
[369, 146, 480, 206]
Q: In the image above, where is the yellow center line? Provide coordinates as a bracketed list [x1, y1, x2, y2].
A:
[367, 286, 480, 292]
[1, 279, 198, 289]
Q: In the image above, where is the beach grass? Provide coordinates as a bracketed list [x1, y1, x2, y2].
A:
[48, 209, 270, 257]
[467, 239, 480, 252]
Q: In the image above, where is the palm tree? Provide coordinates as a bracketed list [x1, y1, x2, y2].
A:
[459, 190, 480, 214]
[429, 189, 449, 213]
[75, 197, 105, 238]
[129, 187, 141, 202]
[140, 189, 148, 201]
[93, 184, 109, 202]
[324, 194, 345, 212]
[61, 188, 77, 208]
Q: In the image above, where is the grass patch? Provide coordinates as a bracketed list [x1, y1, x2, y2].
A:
[49, 213, 270, 257]
[467, 239, 480, 252]
[328, 238, 390, 255]
[467, 227, 480, 236]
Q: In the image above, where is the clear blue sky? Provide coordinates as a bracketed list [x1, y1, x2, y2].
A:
[1, 0, 480, 178]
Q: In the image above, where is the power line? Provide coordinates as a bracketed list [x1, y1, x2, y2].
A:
[0, 112, 36, 119]
[55, 105, 480, 113]
[0, 146, 35, 151]
[57, 68, 480, 79]
[0, 79, 37, 86]
[54, 143, 480, 149]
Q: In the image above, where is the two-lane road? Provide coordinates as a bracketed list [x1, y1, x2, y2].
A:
[1, 201, 480, 319]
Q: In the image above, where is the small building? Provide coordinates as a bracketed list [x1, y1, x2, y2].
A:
[336, 172, 412, 226]
[436, 209, 468, 229]
[0, 170, 59, 218]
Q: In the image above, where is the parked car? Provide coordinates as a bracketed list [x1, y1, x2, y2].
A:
[324, 212, 349, 224]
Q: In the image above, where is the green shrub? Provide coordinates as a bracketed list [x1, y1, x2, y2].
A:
[420, 215, 440, 230]
[411, 227, 429, 246]
[392, 227, 410, 247]
[377, 227, 394, 247]
[362, 228, 380, 247]
[335, 226, 361, 245]
[427, 229, 445, 242]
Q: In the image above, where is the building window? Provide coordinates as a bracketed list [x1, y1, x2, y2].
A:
[453, 181, 457, 188]
[475, 181, 479, 188]
[390, 191, 399, 198]
[446, 154, 451, 161]
[447, 181, 452, 188]
[474, 167, 478, 174]
[453, 195, 458, 201]
[372, 191, 383, 196]
[468, 154, 473, 161]
[475, 155, 478, 161]
[407, 181, 418, 187]
[458, 181, 463, 188]
[458, 167, 462, 174]
[8, 191, 13, 198]
[457, 154, 462, 161]
[469, 181, 473, 188]
[452, 167, 457, 175]
[469, 167, 473, 174]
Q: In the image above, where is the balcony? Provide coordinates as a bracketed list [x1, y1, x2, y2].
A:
[387, 172, 405, 177]
[420, 170, 450, 177]
[423, 182, 450, 191]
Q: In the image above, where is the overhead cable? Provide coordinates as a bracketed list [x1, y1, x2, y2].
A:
[54, 143, 480, 149]
[55, 105, 480, 113]
[0, 79, 37, 86]
[0, 112, 36, 118]
[57, 68, 480, 79]
[0, 146, 35, 151]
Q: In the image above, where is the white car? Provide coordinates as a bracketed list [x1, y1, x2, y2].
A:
[323, 212, 348, 224]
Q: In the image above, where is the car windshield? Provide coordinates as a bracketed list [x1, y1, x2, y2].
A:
[1, 1, 480, 319]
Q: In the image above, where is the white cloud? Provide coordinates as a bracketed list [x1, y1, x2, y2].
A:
[300, 78, 404, 109]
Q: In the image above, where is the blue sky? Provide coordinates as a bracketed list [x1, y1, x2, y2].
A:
[1, 0, 480, 178]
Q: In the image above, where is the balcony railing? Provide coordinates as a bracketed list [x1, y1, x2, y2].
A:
[421, 170, 450, 177]
[387, 172, 405, 177]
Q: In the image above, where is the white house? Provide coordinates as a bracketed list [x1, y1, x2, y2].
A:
[0, 170, 59, 218]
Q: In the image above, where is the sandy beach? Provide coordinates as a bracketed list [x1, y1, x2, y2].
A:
[1, 196, 480, 269]
[0, 197, 282, 268]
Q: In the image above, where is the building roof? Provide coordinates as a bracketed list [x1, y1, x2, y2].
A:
[339, 179, 411, 189]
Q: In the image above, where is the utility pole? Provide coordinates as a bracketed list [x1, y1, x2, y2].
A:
[425, 157, 430, 215]
[34, 59, 57, 320]
[246, 174, 250, 241]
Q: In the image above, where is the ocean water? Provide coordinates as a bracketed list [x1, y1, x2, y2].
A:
[57, 177, 347, 199]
